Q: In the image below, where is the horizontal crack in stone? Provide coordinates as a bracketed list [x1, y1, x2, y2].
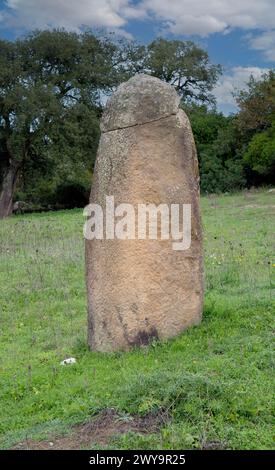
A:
[102, 112, 177, 133]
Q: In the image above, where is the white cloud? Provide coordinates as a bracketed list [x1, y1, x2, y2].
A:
[213, 66, 269, 110]
[0, 0, 139, 31]
[249, 30, 275, 61]
[139, 0, 275, 37]
[1, 0, 275, 38]
[1, 1, 275, 61]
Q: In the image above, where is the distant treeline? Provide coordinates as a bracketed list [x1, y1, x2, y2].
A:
[0, 30, 274, 217]
[185, 71, 275, 194]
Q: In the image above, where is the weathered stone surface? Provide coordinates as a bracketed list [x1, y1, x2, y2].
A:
[86, 74, 204, 352]
[101, 74, 180, 132]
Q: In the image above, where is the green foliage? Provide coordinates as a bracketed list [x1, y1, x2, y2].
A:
[0, 190, 274, 449]
[184, 104, 228, 146]
[54, 182, 89, 209]
[236, 70, 275, 139]
[244, 122, 275, 177]
[0, 31, 223, 213]
[184, 69, 275, 192]
[145, 38, 222, 104]
[184, 104, 245, 193]
[15, 174, 91, 210]
[0, 29, 128, 214]
[0, 29, 108, 167]
[1, 29, 274, 208]
[234, 70, 275, 185]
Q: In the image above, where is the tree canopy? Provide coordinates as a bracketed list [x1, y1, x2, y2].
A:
[0, 30, 222, 217]
[0, 30, 119, 217]
[1, 29, 273, 217]
[145, 38, 222, 104]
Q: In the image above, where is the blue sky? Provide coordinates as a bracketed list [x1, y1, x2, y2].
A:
[0, 0, 274, 114]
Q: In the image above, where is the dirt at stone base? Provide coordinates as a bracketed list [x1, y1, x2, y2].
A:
[11, 408, 169, 450]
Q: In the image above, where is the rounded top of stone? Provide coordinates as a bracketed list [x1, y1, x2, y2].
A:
[101, 74, 180, 132]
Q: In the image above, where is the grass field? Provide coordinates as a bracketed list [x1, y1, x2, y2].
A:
[0, 189, 274, 450]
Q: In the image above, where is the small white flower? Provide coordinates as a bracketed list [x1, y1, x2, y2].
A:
[60, 357, 76, 365]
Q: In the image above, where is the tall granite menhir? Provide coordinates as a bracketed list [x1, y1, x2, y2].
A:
[86, 74, 203, 352]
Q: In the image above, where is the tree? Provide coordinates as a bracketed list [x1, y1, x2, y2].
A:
[0, 32, 223, 216]
[234, 69, 275, 185]
[183, 103, 228, 148]
[0, 29, 128, 218]
[183, 104, 245, 193]
[235, 70, 275, 139]
[144, 38, 222, 104]
[200, 119, 245, 193]
[244, 122, 275, 178]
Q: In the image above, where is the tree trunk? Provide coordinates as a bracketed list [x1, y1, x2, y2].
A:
[0, 162, 21, 219]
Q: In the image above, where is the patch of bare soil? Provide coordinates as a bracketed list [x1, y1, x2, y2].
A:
[200, 440, 228, 450]
[12, 408, 169, 450]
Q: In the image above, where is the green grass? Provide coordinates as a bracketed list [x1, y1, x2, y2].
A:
[0, 188, 274, 450]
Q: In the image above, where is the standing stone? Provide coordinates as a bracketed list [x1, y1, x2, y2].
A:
[85, 74, 203, 352]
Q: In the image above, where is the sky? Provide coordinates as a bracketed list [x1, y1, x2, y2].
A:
[0, 0, 274, 114]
